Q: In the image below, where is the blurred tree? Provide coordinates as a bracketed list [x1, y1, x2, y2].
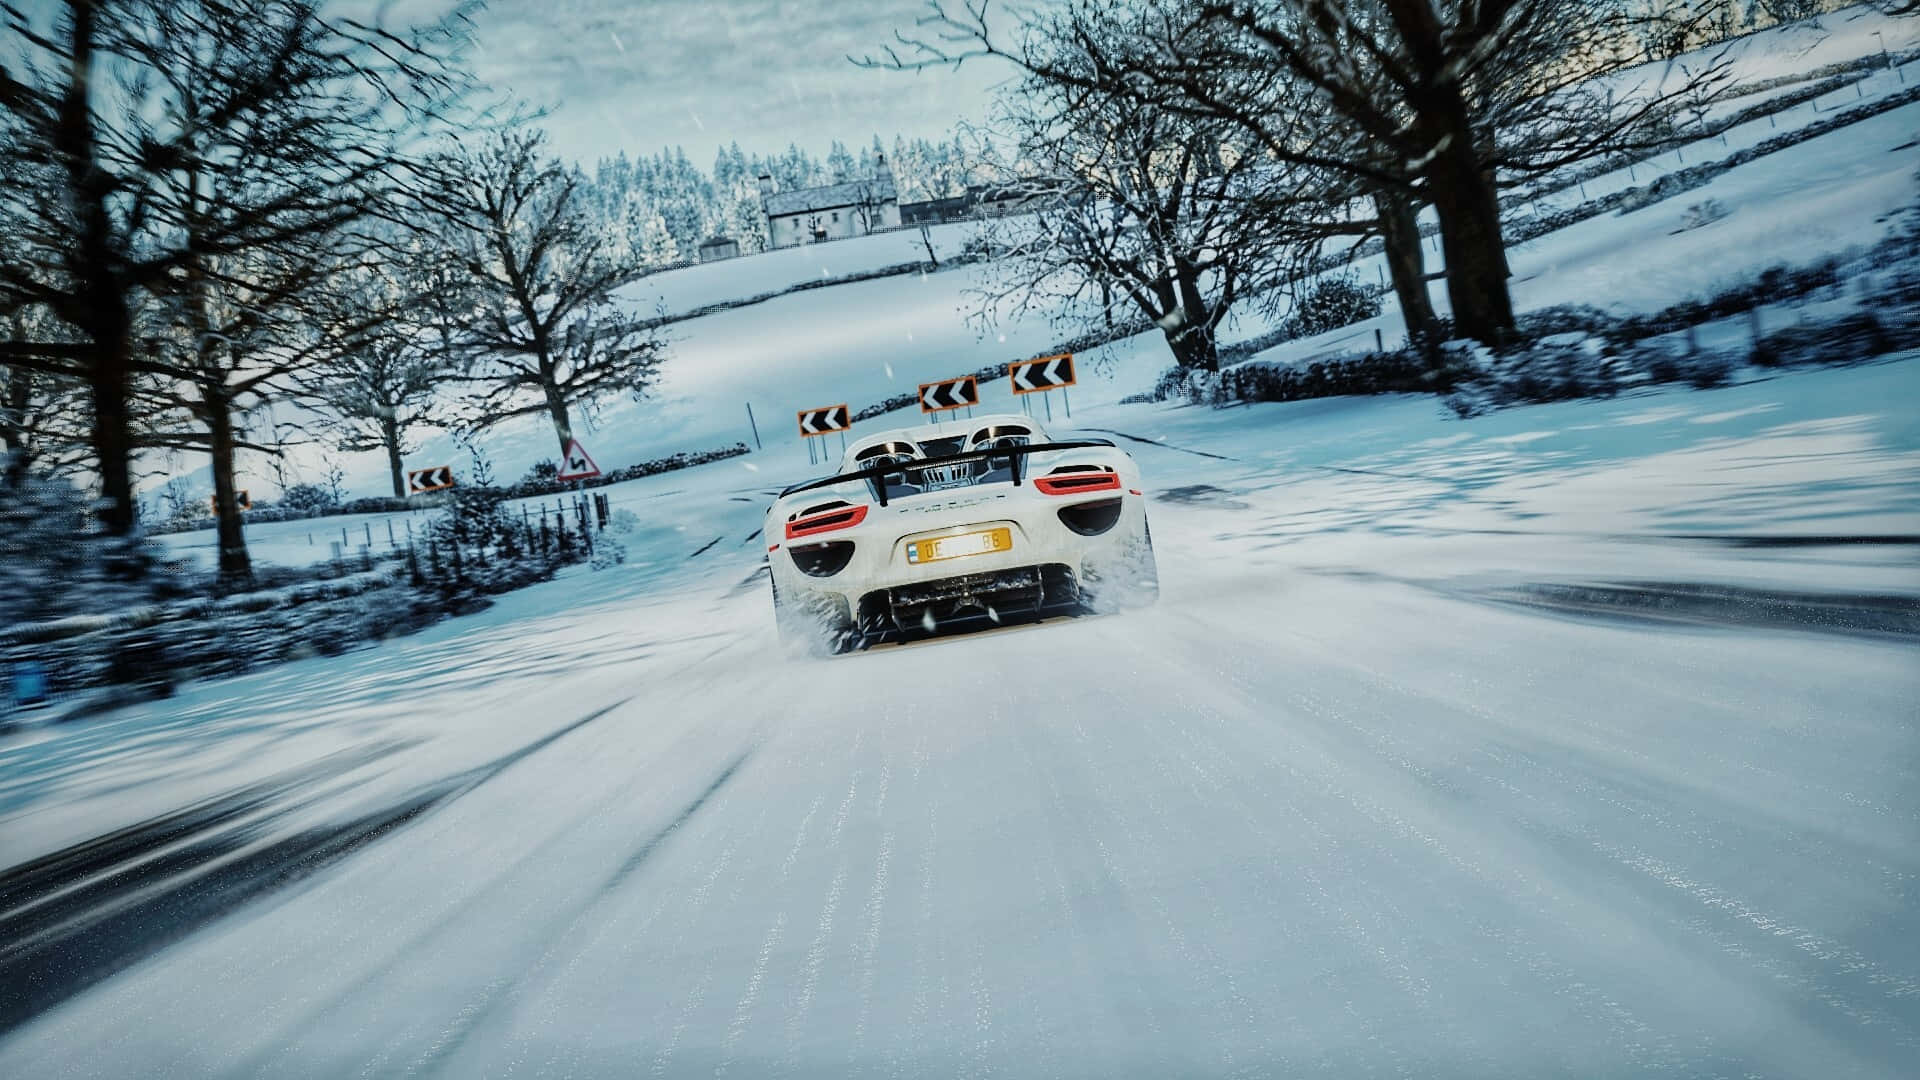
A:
[0, 0, 472, 553]
[421, 127, 669, 457]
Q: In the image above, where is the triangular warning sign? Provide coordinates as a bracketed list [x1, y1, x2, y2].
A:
[556, 438, 602, 481]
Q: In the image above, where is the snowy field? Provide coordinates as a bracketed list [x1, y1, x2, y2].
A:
[169, 4, 1920, 511]
[9, 9, 1920, 1076]
[5, 351, 1918, 1076]
[155, 82, 1920, 570]
[157, 78, 1920, 568]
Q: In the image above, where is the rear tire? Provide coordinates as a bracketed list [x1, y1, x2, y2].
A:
[772, 575, 860, 657]
[1087, 520, 1158, 612]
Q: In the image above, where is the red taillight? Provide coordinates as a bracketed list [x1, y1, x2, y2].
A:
[785, 503, 869, 540]
[1034, 471, 1121, 496]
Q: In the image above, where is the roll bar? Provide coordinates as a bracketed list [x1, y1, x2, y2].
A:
[777, 439, 1118, 507]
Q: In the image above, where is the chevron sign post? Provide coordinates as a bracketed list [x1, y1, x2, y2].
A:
[407, 466, 456, 494]
[918, 375, 979, 414]
[1009, 352, 1076, 420]
[796, 403, 850, 438]
[1009, 352, 1075, 394]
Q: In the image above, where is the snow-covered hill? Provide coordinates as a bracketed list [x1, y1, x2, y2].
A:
[141, 5, 1920, 569]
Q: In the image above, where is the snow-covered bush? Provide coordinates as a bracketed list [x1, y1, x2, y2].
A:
[0, 473, 160, 627]
[1750, 312, 1896, 368]
[428, 485, 518, 552]
[1444, 336, 1626, 415]
[1282, 273, 1382, 340]
[590, 537, 628, 570]
[339, 495, 413, 515]
[278, 482, 337, 516]
[1220, 346, 1470, 407]
[1680, 199, 1729, 231]
[520, 460, 559, 489]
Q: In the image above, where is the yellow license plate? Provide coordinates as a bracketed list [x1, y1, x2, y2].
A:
[907, 527, 1012, 565]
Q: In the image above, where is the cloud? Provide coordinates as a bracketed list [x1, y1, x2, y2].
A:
[467, 0, 1006, 165]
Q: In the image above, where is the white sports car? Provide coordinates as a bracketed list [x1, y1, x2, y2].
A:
[765, 413, 1156, 654]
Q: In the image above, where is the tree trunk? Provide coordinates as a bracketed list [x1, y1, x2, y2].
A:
[545, 381, 574, 455]
[383, 416, 406, 498]
[3, 365, 30, 489]
[56, 2, 142, 537]
[1163, 317, 1220, 372]
[1372, 188, 1436, 342]
[1424, 124, 1515, 344]
[919, 222, 939, 268]
[1171, 264, 1220, 372]
[86, 343, 137, 535]
[1379, 0, 1516, 345]
[206, 393, 252, 584]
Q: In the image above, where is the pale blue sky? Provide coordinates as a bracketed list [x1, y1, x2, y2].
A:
[6, 0, 1012, 167]
[464, 0, 1010, 166]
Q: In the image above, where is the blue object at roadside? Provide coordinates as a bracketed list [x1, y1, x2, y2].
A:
[12, 660, 49, 707]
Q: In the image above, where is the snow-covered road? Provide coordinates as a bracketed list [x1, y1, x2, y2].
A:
[5, 359, 1918, 1077]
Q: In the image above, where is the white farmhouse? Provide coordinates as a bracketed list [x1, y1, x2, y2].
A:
[759, 155, 901, 248]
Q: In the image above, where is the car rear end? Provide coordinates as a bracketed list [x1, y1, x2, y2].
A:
[767, 441, 1151, 650]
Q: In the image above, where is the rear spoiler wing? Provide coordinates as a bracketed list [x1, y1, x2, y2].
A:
[777, 439, 1118, 508]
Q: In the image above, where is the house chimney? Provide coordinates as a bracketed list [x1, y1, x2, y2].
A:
[756, 173, 774, 200]
[874, 153, 892, 184]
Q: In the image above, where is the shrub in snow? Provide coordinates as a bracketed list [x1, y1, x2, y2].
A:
[338, 495, 413, 516]
[590, 537, 628, 570]
[1750, 312, 1896, 368]
[1282, 273, 1382, 340]
[1514, 305, 1618, 341]
[1644, 348, 1736, 390]
[429, 484, 519, 554]
[278, 482, 337, 516]
[1220, 346, 1469, 407]
[521, 460, 559, 488]
[1680, 199, 1729, 231]
[0, 473, 162, 627]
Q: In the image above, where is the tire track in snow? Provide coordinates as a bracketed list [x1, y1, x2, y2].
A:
[782, 743, 865, 1074]
[426, 746, 762, 1077]
[1253, 623, 1920, 1066]
[784, 862, 848, 1074]
[1028, 690, 1197, 1072]
[649, 833, 741, 1078]
[1093, 620, 1628, 1073]
[895, 729, 946, 1079]
[1003, 659, 1251, 1075]
[208, 696, 645, 1079]
[847, 760, 893, 1066]
[714, 793, 822, 1078]
[1454, 729, 1920, 1063]
[848, 827, 893, 1067]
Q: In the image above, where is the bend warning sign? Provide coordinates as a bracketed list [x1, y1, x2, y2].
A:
[797, 403, 851, 437]
[407, 466, 455, 494]
[1009, 353, 1075, 394]
[557, 439, 602, 482]
[918, 375, 979, 413]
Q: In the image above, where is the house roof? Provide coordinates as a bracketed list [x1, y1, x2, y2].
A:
[764, 176, 898, 217]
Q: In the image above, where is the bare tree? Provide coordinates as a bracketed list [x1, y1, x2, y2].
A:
[424, 128, 668, 455]
[866, 0, 1731, 344]
[1, 307, 90, 488]
[849, 178, 892, 234]
[976, 70, 1304, 372]
[0, 0, 471, 543]
[297, 256, 458, 497]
